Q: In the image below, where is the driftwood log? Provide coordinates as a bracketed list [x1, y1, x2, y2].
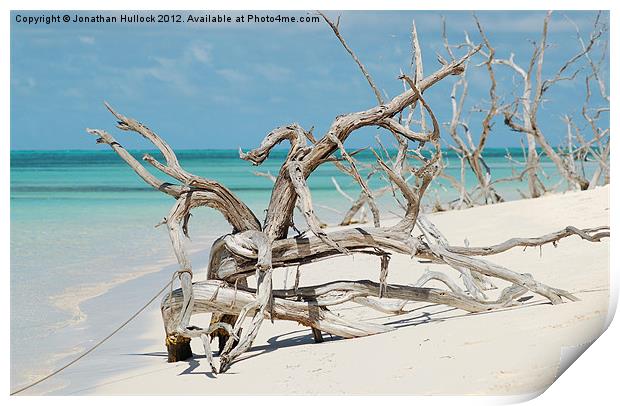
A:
[87, 15, 609, 374]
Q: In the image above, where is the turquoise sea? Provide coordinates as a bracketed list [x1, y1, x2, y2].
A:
[10, 148, 596, 393]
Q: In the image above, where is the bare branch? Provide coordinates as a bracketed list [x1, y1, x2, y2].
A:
[318, 11, 384, 104]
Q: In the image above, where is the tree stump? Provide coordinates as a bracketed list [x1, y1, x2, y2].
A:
[166, 334, 192, 362]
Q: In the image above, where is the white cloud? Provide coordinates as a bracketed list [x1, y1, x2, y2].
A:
[331, 11, 603, 36]
[268, 96, 285, 103]
[107, 42, 215, 96]
[307, 65, 330, 77]
[209, 93, 241, 105]
[62, 87, 83, 98]
[129, 56, 196, 96]
[189, 43, 212, 64]
[216, 68, 249, 82]
[13, 77, 36, 91]
[78, 36, 95, 45]
[253, 63, 291, 81]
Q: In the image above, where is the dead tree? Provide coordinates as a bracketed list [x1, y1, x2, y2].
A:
[562, 13, 610, 190]
[86, 15, 609, 374]
[498, 11, 608, 195]
[438, 16, 505, 207]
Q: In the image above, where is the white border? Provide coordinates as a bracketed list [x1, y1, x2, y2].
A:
[3, 0, 616, 404]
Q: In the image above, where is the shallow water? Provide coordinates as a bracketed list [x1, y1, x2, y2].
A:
[9, 148, 596, 392]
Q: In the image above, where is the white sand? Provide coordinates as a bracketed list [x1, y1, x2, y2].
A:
[65, 186, 610, 395]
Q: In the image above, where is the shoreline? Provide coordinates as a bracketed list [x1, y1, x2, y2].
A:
[10, 233, 219, 395]
[18, 186, 610, 395]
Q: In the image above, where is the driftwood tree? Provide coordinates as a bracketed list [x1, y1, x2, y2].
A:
[87, 14, 609, 374]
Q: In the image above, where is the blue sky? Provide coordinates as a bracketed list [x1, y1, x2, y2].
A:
[11, 10, 609, 150]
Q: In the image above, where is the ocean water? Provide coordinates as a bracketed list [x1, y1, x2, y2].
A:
[10, 148, 595, 393]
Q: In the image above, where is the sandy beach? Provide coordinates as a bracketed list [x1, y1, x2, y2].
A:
[42, 185, 608, 396]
